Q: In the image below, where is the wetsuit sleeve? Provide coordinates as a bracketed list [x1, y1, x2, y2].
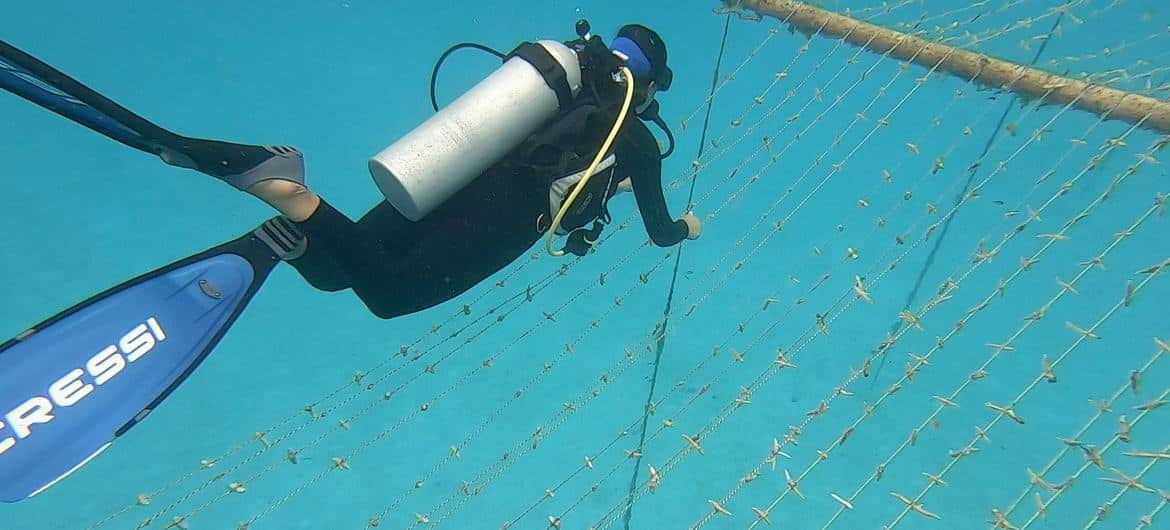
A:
[616, 120, 689, 247]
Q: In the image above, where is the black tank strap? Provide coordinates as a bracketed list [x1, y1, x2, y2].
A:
[507, 42, 574, 110]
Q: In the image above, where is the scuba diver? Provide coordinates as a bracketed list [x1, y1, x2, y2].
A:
[244, 23, 701, 319]
[0, 21, 698, 502]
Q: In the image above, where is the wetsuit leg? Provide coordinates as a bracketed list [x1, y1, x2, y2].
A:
[288, 164, 547, 320]
[283, 243, 350, 292]
[284, 199, 381, 293]
[351, 164, 547, 318]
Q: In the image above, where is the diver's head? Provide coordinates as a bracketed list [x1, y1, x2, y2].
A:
[611, 24, 673, 114]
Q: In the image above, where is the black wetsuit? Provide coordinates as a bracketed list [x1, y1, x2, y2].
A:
[287, 100, 689, 319]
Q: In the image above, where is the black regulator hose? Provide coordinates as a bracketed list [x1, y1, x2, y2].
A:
[653, 115, 676, 159]
[637, 99, 676, 159]
[430, 42, 506, 112]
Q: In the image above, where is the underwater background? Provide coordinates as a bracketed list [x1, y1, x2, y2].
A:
[1, 0, 1168, 529]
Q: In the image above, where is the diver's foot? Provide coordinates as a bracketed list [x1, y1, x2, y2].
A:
[247, 179, 322, 222]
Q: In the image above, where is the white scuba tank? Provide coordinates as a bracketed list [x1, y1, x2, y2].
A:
[369, 39, 583, 221]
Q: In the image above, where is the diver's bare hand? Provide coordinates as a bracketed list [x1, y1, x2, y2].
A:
[682, 211, 702, 240]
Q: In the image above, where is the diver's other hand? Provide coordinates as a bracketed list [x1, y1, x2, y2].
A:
[682, 211, 702, 240]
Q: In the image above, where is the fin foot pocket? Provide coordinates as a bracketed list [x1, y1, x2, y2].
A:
[254, 217, 307, 260]
[160, 139, 306, 190]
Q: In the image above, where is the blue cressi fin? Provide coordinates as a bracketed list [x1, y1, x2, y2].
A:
[0, 230, 281, 503]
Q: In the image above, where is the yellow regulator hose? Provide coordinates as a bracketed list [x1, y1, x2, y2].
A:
[545, 65, 636, 257]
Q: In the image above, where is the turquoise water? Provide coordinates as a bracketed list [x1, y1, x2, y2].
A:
[2, 1, 1168, 529]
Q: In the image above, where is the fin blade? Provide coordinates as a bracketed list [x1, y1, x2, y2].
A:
[0, 39, 164, 153]
[0, 236, 275, 502]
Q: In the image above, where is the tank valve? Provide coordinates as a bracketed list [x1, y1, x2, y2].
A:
[575, 19, 591, 39]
